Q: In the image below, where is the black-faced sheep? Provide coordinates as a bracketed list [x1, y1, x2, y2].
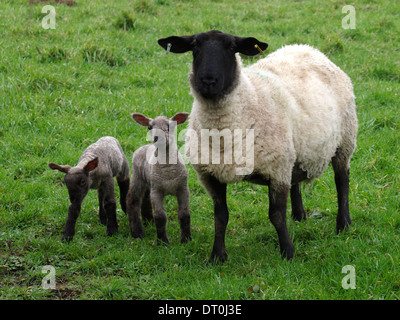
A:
[158, 30, 358, 262]
[126, 112, 191, 244]
[49, 136, 130, 242]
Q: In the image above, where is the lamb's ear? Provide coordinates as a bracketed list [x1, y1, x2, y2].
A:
[158, 35, 195, 53]
[84, 158, 98, 173]
[234, 36, 268, 56]
[171, 112, 189, 125]
[49, 162, 71, 174]
[132, 113, 151, 127]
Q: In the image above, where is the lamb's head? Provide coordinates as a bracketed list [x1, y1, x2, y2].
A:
[48, 158, 98, 202]
[132, 112, 189, 147]
[158, 30, 268, 101]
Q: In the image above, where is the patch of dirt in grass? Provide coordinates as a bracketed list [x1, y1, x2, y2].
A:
[29, 0, 76, 6]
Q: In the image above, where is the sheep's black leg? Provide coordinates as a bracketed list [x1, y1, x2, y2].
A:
[199, 174, 229, 263]
[290, 183, 306, 221]
[177, 186, 191, 243]
[62, 200, 82, 242]
[268, 183, 295, 259]
[117, 178, 130, 213]
[332, 156, 351, 233]
[126, 187, 144, 239]
[141, 190, 153, 224]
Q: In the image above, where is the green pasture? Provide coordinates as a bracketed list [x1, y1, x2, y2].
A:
[0, 0, 399, 299]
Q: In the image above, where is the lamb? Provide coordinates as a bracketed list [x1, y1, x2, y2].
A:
[49, 136, 130, 242]
[126, 112, 191, 244]
[158, 30, 358, 262]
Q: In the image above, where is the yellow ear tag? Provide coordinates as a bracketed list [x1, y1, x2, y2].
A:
[254, 44, 264, 55]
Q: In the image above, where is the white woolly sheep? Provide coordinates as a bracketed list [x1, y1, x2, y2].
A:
[158, 30, 358, 262]
[49, 136, 130, 242]
[126, 112, 191, 244]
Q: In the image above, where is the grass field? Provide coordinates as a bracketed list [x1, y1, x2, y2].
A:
[1, 0, 399, 300]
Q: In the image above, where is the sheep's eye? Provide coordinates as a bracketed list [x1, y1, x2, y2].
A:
[148, 125, 153, 130]
[80, 179, 86, 187]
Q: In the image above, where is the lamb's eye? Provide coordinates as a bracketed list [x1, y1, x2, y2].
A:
[80, 179, 86, 187]
[148, 125, 153, 130]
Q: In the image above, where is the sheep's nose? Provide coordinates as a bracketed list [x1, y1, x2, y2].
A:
[201, 77, 218, 88]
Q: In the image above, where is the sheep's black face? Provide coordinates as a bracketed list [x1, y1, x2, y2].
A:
[191, 32, 237, 100]
[158, 30, 268, 102]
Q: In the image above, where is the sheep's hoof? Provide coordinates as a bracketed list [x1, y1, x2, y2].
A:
[336, 217, 352, 234]
[209, 251, 228, 264]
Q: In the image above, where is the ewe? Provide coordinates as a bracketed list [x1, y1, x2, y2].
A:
[158, 30, 358, 262]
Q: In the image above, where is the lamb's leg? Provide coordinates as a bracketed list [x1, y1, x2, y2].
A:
[151, 189, 169, 244]
[141, 191, 153, 224]
[332, 155, 351, 233]
[290, 183, 306, 221]
[268, 182, 295, 259]
[101, 177, 118, 236]
[126, 186, 144, 239]
[199, 173, 229, 263]
[117, 178, 130, 213]
[97, 188, 107, 225]
[177, 186, 191, 243]
[62, 200, 82, 242]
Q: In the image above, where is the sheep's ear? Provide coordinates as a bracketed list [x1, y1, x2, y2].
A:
[158, 35, 194, 53]
[234, 36, 268, 56]
[84, 158, 98, 173]
[49, 162, 71, 174]
[132, 113, 151, 127]
[171, 112, 189, 125]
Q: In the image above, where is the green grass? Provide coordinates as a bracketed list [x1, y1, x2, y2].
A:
[1, 0, 400, 300]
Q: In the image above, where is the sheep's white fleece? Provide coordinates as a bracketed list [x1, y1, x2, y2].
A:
[186, 44, 358, 187]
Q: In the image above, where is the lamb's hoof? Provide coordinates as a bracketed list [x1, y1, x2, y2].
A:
[157, 237, 170, 245]
[106, 225, 118, 236]
[280, 244, 295, 260]
[181, 234, 192, 244]
[131, 231, 144, 239]
[292, 210, 306, 222]
[61, 234, 74, 243]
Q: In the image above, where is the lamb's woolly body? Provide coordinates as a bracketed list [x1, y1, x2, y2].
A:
[187, 44, 358, 187]
[75, 136, 130, 189]
[127, 115, 191, 243]
[131, 144, 188, 195]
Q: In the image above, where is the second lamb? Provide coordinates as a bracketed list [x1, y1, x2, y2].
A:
[127, 112, 191, 244]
